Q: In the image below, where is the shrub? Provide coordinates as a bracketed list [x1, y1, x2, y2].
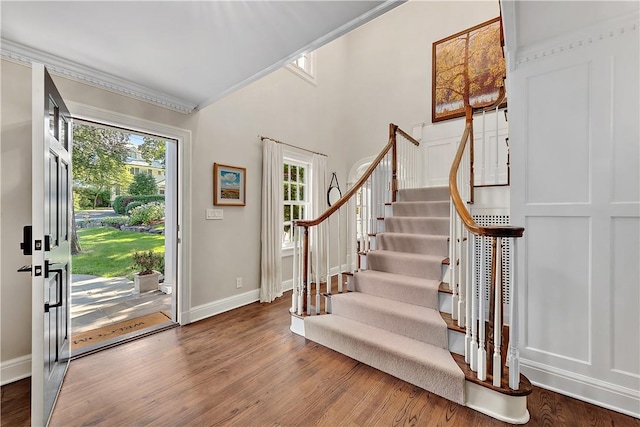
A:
[100, 217, 129, 227]
[74, 187, 111, 209]
[129, 201, 165, 226]
[132, 250, 163, 275]
[113, 195, 164, 214]
[124, 201, 144, 213]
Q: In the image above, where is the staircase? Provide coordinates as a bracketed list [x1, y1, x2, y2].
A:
[289, 122, 530, 424]
[304, 186, 465, 404]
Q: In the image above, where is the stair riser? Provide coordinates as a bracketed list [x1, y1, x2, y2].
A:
[397, 187, 449, 202]
[439, 291, 452, 314]
[385, 218, 449, 235]
[331, 297, 448, 348]
[367, 253, 443, 280]
[354, 276, 439, 309]
[377, 234, 448, 256]
[392, 202, 450, 218]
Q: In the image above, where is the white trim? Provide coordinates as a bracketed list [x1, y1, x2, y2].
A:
[514, 11, 639, 67]
[0, 354, 31, 386]
[66, 101, 192, 327]
[282, 278, 293, 292]
[521, 359, 640, 419]
[1, 39, 197, 114]
[189, 289, 260, 324]
[290, 314, 305, 336]
[465, 381, 530, 424]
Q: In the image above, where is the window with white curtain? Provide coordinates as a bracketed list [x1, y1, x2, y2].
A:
[282, 157, 310, 249]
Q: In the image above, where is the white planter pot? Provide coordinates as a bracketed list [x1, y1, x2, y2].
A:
[133, 271, 160, 293]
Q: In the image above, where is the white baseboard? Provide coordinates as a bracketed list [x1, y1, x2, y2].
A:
[1, 354, 31, 385]
[521, 359, 640, 419]
[282, 278, 293, 292]
[189, 289, 260, 324]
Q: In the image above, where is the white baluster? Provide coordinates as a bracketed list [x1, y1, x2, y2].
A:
[509, 237, 520, 390]
[338, 207, 343, 293]
[467, 233, 476, 367]
[307, 228, 312, 315]
[297, 226, 303, 316]
[458, 225, 466, 328]
[481, 110, 486, 186]
[292, 224, 298, 314]
[326, 219, 331, 295]
[477, 235, 487, 381]
[495, 106, 499, 182]
[493, 237, 503, 387]
[315, 224, 320, 315]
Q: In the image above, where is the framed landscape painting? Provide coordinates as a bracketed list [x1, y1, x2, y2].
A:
[213, 163, 246, 206]
[432, 17, 506, 122]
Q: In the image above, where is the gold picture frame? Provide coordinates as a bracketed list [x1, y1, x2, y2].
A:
[432, 17, 506, 122]
[213, 163, 246, 206]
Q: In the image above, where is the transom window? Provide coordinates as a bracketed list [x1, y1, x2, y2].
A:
[283, 160, 309, 248]
[287, 51, 316, 85]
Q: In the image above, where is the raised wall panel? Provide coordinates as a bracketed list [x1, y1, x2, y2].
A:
[526, 63, 590, 204]
[611, 217, 640, 377]
[525, 216, 590, 363]
[612, 54, 640, 203]
[424, 139, 454, 187]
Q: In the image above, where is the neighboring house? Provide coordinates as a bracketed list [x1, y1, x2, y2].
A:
[0, 0, 638, 421]
[125, 145, 166, 195]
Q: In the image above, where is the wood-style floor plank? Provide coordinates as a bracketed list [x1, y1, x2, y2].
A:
[2, 291, 639, 426]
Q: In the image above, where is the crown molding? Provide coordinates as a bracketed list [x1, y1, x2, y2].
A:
[1, 39, 198, 114]
[515, 11, 639, 67]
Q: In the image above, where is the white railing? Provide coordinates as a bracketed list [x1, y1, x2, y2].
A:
[449, 90, 525, 390]
[291, 124, 419, 316]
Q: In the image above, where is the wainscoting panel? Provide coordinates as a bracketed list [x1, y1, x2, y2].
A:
[524, 216, 591, 364]
[610, 217, 640, 378]
[510, 9, 640, 417]
[525, 62, 591, 205]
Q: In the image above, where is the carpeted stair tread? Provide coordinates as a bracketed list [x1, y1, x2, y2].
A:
[330, 292, 447, 347]
[367, 250, 445, 280]
[385, 217, 449, 235]
[376, 233, 448, 256]
[398, 186, 449, 202]
[354, 270, 441, 309]
[392, 201, 449, 218]
[304, 314, 465, 405]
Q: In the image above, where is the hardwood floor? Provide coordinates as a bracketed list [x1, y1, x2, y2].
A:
[2, 290, 638, 427]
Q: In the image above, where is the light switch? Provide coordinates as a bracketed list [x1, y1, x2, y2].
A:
[206, 208, 223, 220]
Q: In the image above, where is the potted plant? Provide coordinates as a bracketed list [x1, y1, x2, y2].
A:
[132, 250, 163, 293]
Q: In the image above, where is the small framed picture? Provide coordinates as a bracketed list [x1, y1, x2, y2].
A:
[213, 163, 246, 206]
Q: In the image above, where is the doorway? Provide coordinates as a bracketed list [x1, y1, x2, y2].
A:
[69, 119, 179, 355]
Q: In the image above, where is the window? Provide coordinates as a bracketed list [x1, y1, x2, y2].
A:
[147, 169, 153, 175]
[286, 51, 316, 85]
[283, 159, 309, 248]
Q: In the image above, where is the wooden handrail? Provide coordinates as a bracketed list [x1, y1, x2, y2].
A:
[296, 123, 417, 228]
[449, 90, 524, 238]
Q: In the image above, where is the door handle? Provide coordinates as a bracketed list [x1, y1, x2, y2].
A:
[44, 261, 66, 313]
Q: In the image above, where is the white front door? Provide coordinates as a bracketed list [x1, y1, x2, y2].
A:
[31, 63, 73, 426]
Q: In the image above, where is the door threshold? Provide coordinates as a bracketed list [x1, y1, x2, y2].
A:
[71, 321, 177, 359]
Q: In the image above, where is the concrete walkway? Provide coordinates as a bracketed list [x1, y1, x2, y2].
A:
[71, 274, 171, 333]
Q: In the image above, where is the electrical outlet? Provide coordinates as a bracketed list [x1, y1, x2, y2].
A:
[236, 277, 242, 288]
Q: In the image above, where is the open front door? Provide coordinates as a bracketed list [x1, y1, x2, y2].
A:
[31, 63, 73, 426]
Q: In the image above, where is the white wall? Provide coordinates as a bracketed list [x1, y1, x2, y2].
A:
[339, 0, 501, 170]
[507, 5, 640, 417]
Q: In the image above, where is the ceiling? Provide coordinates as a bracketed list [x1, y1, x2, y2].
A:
[1, 1, 401, 113]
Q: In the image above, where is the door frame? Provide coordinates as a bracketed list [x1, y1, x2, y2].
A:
[67, 102, 192, 325]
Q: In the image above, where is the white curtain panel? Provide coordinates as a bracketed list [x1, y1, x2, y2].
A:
[311, 154, 328, 280]
[260, 139, 283, 303]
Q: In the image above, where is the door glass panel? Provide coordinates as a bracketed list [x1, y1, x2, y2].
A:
[49, 151, 59, 247]
[48, 97, 59, 139]
[59, 116, 67, 149]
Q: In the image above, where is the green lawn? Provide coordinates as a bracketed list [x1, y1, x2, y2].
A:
[72, 227, 164, 278]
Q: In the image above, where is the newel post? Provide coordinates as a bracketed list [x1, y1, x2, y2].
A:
[390, 123, 398, 202]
